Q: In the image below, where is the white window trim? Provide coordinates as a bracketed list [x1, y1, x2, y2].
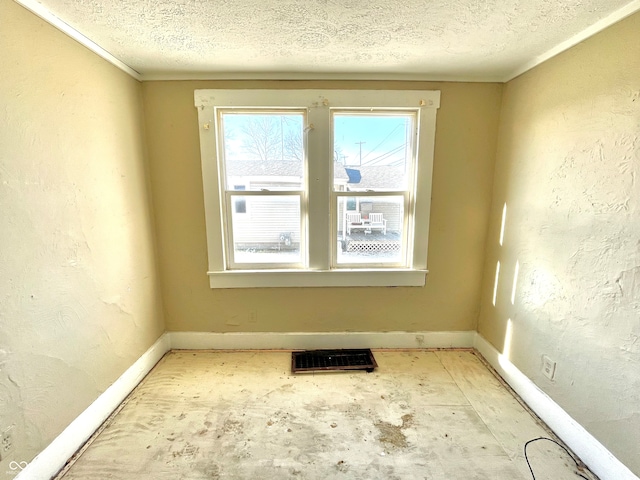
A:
[194, 89, 440, 288]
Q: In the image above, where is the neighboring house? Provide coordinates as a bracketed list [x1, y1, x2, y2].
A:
[227, 160, 403, 248]
[335, 164, 405, 235]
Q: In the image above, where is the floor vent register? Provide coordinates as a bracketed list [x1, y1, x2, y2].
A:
[291, 349, 377, 373]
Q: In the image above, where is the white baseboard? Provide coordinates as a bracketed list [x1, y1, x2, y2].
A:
[168, 330, 476, 350]
[474, 333, 639, 480]
[20, 330, 635, 480]
[15, 330, 471, 479]
[16, 333, 171, 480]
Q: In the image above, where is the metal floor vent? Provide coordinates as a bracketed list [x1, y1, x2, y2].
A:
[291, 349, 377, 373]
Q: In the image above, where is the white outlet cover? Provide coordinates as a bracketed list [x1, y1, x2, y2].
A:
[1, 426, 14, 453]
[542, 355, 556, 380]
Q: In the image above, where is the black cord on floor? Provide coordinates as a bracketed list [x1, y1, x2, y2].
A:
[525, 437, 591, 479]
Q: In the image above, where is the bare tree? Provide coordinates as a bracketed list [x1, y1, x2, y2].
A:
[225, 114, 304, 162]
[240, 116, 282, 161]
[284, 129, 303, 162]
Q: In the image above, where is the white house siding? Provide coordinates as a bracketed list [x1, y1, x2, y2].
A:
[233, 197, 401, 246]
[232, 196, 300, 246]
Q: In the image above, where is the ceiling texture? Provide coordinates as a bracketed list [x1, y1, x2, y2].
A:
[15, 0, 640, 81]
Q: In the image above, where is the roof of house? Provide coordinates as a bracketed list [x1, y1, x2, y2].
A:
[226, 160, 406, 190]
[226, 160, 303, 178]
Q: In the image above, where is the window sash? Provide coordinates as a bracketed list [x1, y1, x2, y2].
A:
[331, 191, 411, 268]
[217, 108, 307, 270]
[331, 109, 418, 193]
[224, 191, 306, 270]
[218, 109, 307, 194]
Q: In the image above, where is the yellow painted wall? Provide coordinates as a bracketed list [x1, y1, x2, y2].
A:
[0, 0, 164, 468]
[477, 12, 640, 475]
[143, 80, 502, 332]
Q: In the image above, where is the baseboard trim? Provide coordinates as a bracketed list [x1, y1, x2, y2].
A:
[19, 331, 635, 480]
[168, 330, 476, 350]
[17, 333, 171, 480]
[474, 333, 639, 480]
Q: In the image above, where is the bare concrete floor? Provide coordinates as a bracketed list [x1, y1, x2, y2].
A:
[57, 350, 597, 479]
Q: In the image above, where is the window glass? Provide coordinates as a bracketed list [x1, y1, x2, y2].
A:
[336, 195, 406, 265]
[229, 194, 301, 264]
[333, 113, 415, 192]
[219, 111, 305, 267]
[221, 112, 304, 191]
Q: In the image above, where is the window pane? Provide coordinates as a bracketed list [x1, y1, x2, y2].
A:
[230, 195, 301, 265]
[221, 112, 304, 191]
[333, 113, 414, 191]
[336, 196, 405, 265]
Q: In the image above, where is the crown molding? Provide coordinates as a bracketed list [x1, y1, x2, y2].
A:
[504, 0, 640, 81]
[14, 0, 142, 81]
[14, 0, 640, 84]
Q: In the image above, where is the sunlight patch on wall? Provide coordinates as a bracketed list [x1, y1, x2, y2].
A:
[492, 261, 501, 306]
[498, 318, 515, 369]
[499, 203, 507, 246]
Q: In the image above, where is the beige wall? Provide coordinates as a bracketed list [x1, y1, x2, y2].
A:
[143, 80, 502, 332]
[0, 0, 165, 469]
[3, 0, 639, 475]
[478, 12, 640, 475]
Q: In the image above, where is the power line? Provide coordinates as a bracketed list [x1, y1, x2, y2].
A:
[360, 124, 403, 162]
[361, 144, 406, 166]
[355, 141, 366, 166]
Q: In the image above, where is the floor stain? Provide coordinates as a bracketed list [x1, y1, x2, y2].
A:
[172, 442, 199, 460]
[56, 352, 598, 480]
[335, 460, 349, 473]
[374, 413, 414, 449]
[222, 419, 243, 435]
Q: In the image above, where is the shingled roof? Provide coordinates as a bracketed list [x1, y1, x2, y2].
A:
[226, 160, 303, 177]
[226, 160, 405, 190]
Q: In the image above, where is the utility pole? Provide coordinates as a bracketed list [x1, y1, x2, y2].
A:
[355, 141, 366, 166]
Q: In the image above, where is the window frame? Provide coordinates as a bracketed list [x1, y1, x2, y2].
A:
[218, 108, 307, 270]
[330, 109, 418, 269]
[194, 89, 440, 288]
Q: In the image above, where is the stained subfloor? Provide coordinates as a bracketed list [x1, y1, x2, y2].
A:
[57, 350, 598, 480]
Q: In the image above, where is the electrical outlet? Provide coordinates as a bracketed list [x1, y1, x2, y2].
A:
[1, 426, 14, 455]
[542, 355, 556, 380]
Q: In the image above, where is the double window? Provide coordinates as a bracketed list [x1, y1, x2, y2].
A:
[194, 89, 440, 288]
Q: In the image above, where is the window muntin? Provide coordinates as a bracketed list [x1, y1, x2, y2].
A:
[194, 89, 440, 288]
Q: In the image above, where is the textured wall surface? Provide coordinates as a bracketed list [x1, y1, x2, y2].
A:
[31, 0, 632, 79]
[0, 0, 164, 470]
[142, 80, 502, 334]
[477, 12, 640, 475]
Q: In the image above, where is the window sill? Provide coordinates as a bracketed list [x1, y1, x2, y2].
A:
[207, 269, 428, 288]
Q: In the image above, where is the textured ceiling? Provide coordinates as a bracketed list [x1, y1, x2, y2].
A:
[21, 0, 640, 80]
